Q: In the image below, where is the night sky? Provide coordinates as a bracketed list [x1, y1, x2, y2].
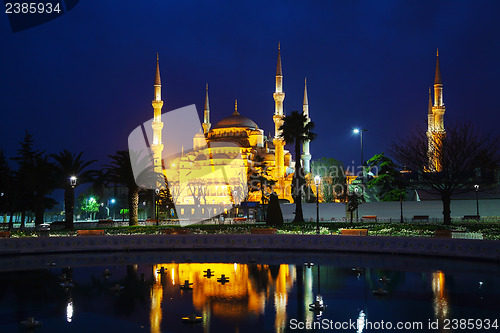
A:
[1, 1, 500, 170]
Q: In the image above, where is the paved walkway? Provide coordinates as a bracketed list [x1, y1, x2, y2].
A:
[1, 234, 499, 261]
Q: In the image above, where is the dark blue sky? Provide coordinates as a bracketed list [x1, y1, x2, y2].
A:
[1, 0, 500, 169]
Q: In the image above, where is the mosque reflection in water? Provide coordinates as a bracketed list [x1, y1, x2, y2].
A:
[150, 263, 295, 333]
[1, 253, 499, 333]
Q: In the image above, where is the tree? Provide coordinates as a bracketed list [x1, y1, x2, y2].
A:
[51, 150, 96, 229]
[279, 111, 316, 223]
[367, 153, 407, 201]
[78, 193, 99, 220]
[311, 157, 346, 203]
[11, 132, 39, 228]
[266, 192, 283, 227]
[30, 155, 57, 225]
[0, 151, 13, 229]
[248, 154, 275, 219]
[104, 151, 140, 226]
[391, 123, 499, 225]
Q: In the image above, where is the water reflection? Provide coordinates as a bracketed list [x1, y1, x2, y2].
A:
[151, 263, 295, 332]
[432, 270, 450, 330]
[0, 252, 498, 333]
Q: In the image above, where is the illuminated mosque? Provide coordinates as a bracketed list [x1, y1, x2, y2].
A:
[150, 45, 313, 218]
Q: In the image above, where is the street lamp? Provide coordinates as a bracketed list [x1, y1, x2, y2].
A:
[314, 175, 321, 235]
[474, 184, 480, 220]
[353, 129, 368, 182]
[69, 176, 77, 188]
[155, 188, 160, 226]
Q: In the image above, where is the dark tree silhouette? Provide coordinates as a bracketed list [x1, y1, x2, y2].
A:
[279, 111, 316, 223]
[390, 122, 498, 225]
[51, 150, 96, 229]
[104, 151, 141, 226]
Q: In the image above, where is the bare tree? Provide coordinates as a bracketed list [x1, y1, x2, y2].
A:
[390, 122, 498, 225]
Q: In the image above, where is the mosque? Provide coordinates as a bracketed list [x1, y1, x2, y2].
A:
[149, 46, 313, 219]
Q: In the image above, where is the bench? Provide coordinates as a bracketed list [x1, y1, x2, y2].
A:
[162, 228, 191, 235]
[0, 231, 10, 238]
[77, 229, 105, 236]
[463, 215, 480, 221]
[412, 215, 429, 222]
[0, 223, 9, 230]
[362, 215, 377, 222]
[233, 217, 247, 224]
[251, 228, 277, 234]
[434, 230, 452, 238]
[340, 228, 368, 236]
[98, 219, 113, 227]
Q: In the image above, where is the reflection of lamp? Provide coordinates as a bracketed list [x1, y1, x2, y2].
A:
[314, 175, 321, 234]
[66, 298, 73, 323]
[309, 265, 326, 319]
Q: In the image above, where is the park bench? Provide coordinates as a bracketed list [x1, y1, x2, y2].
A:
[162, 228, 191, 235]
[340, 228, 368, 236]
[0, 231, 10, 238]
[251, 228, 277, 234]
[362, 215, 377, 222]
[98, 219, 113, 227]
[412, 215, 429, 222]
[77, 229, 105, 236]
[463, 215, 480, 221]
[434, 230, 452, 238]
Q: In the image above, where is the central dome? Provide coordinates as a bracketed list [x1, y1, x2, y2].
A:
[213, 114, 258, 130]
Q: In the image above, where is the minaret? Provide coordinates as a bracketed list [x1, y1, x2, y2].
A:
[151, 53, 164, 188]
[301, 78, 311, 173]
[427, 87, 434, 132]
[273, 43, 285, 186]
[202, 83, 211, 134]
[428, 49, 446, 171]
[432, 49, 445, 132]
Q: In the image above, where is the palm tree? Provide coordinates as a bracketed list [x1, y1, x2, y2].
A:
[51, 150, 96, 229]
[104, 151, 140, 226]
[279, 111, 316, 223]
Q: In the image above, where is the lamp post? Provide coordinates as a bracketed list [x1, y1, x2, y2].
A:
[314, 175, 321, 235]
[155, 188, 160, 226]
[353, 129, 368, 182]
[68, 176, 77, 226]
[474, 184, 479, 220]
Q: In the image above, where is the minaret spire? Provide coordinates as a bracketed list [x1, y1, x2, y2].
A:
[276, 42, 282, 76]
[434, 48, 442, 85]
[302, 77, 311, 173]
[151, 53, 165, 188]
[233, 99, 239, 115]
[155, 53, 161, 86]
[202, 83, 211, 134]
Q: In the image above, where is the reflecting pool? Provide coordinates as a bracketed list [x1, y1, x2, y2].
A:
[0, 251, 499, 332]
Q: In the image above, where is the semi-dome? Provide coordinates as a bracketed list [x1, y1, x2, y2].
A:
[213, 114, 258, 130]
